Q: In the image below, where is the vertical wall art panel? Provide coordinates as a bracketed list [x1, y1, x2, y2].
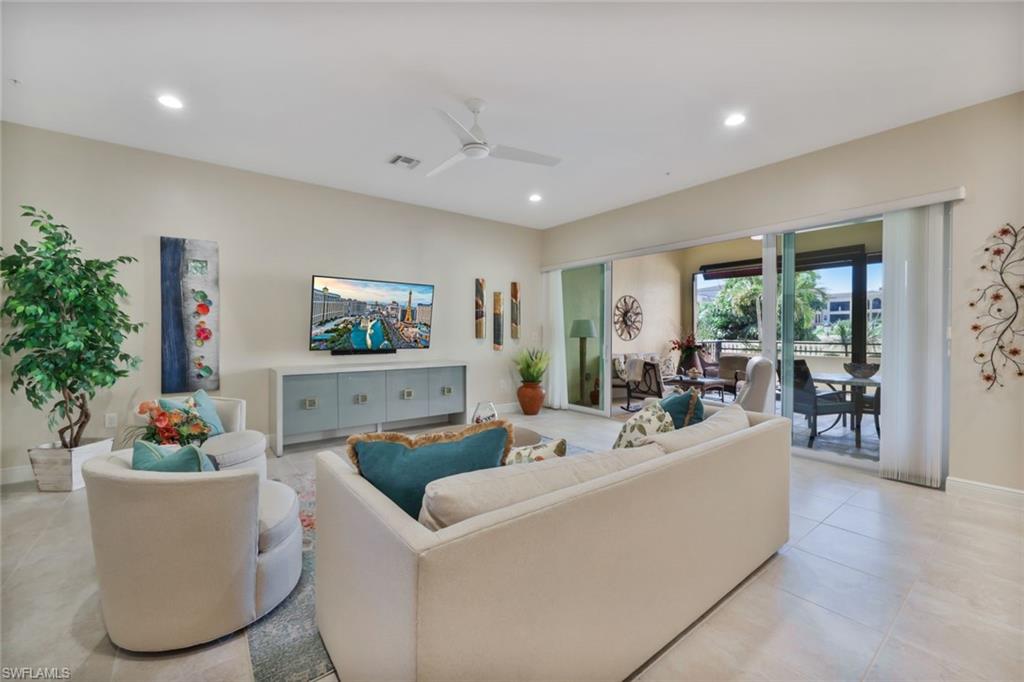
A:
[510, 281, 521, 339]
[160, 237, 220, 393]
[475, 278, 486, 339]
[493, 291, 504, 351]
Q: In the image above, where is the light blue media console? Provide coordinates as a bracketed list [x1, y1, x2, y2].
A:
[270, 361, 468, 455]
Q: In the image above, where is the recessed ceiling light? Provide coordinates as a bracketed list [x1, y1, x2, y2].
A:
[750, 235, 764, 241]
[724, 112, 746, 127]
[157, 94, 183, 110]
[528, 194, 542, 203]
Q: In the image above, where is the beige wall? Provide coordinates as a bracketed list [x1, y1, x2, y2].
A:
[1, 123, 543, 470]
[610, 251, 688, 355]
[544, 93, 1024, 491]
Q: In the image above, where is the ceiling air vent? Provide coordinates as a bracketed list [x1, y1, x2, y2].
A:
[389, 155, 421, 170]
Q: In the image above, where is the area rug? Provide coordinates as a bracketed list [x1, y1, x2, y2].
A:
[248, 435, 590, 681]
[247, 470, 332, 682]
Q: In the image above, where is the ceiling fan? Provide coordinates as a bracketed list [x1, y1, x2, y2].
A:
[426, 98, 561, 177]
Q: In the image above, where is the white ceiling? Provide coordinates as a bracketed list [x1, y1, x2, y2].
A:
[3, 3, 1022, 229]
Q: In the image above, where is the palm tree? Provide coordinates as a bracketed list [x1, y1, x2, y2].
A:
[697, 272, 827, 342]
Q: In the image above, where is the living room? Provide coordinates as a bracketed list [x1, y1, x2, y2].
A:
[2, 3, 1022, 682]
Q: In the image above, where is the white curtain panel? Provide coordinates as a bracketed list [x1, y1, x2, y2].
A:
[880, 205, 947, 488]
[543, 270, 569, 409]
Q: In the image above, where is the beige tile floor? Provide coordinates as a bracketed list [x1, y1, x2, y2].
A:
[2, 408, 1021, 681]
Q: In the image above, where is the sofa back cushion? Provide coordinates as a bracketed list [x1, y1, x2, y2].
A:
[645, 402, 749, 453]
[348, 421, 512, 518]
[419, 443, 665, 530]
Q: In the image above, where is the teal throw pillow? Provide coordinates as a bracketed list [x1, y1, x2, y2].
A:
[132, 441, 216, 472]
[660, 389, 704, 429]
[348, 421, 512, 518]
[159, 389, 225, 436]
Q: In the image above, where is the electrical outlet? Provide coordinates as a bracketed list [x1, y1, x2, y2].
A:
[104, 413, 118, 429]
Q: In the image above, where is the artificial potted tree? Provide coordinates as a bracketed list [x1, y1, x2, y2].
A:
[1, 206, 142, 491]
[514, 348, 550, 415]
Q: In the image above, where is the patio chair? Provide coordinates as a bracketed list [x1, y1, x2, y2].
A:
[791, 359, 857, 448]
[716, 355, 751, 398]
[861, 386, 881, 437]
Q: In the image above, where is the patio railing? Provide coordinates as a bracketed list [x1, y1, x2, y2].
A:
[699, 339, 882, 360]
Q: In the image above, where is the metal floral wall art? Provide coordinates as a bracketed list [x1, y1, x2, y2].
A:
[970, 223, 1023, 389]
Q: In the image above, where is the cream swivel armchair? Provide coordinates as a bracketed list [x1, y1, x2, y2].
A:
[732, 356, 776, 413]
[81, 456, 301, 651]
[132, 396, 268, 480]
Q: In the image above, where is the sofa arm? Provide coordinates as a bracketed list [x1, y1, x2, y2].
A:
[315, 451, 435, 681]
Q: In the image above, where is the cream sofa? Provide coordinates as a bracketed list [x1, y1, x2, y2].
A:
[132, 395, 268, 480]
[82, 455, 302, 651]
[315, 406, 790, 681]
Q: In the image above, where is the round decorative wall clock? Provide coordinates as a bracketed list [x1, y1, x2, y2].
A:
[614, 295, 643, 341]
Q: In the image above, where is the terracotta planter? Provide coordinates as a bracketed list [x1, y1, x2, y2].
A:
[28, 437, 114, 492]
[516, 382, 546, 416]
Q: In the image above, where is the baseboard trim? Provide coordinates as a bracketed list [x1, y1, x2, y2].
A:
[1, 465, 35, 485]
[945, 476, 1024, 509]
[494, 402, 521, 416]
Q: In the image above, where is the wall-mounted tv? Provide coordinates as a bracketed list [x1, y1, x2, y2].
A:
[310, 275, 434, 353]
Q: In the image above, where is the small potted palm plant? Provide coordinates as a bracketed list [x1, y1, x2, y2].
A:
[1, 207, 142, 491]
[514, 348, 550, 416]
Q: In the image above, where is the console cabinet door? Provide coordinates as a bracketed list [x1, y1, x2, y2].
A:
[428, 366, 465, 416]
[338, 371, 387, 428]
[385, 369, 430, 422]
[282, 374, 339, 436]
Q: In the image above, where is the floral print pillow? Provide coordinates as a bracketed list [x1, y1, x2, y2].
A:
[613, 402, 675, 448]
[503, 438, 567, 465]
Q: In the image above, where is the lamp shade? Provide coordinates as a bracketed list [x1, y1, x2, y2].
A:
[569, 319, 598, 338]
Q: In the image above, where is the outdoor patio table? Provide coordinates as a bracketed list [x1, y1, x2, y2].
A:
[811, 372, 880, 449]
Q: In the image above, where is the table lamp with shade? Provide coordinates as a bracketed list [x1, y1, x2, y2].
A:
[569, 319, 598, 404]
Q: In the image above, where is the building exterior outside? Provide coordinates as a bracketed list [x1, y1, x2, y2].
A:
[814, 289, 883, 326]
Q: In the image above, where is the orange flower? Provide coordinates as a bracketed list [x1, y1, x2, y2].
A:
[153, 411, 170, 428]
[190, 422, 205, 434]
[137, 400, 157, 415]
[169, 411, 184, 425]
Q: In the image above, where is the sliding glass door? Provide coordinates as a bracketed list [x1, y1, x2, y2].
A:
[561, 264, 609, 414]
[777, 221, 886, 462]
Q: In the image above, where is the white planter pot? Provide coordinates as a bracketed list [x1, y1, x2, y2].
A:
[28, 437, 114, 492]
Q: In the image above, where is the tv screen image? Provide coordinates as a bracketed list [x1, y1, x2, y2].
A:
[310, 276, 434, 352]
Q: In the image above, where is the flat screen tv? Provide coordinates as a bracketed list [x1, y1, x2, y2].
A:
[309, 275, 434, 353]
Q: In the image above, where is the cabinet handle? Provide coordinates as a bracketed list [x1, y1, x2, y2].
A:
[441, 386, 454, 396]
[401, 388, 415, 400]
[302, 397, 319, 410]
[354, 394, 369, 405]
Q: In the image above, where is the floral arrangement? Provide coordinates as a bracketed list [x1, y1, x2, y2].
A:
[129, 397, 212, 446]
[970, 223, 1023, 389]
[673, 333, 702, 360]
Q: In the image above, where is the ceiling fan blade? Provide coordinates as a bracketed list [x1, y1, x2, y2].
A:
[489, 144, 561, 167]
[436, 109, 482, 145]
[425, 151, 467, 177]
